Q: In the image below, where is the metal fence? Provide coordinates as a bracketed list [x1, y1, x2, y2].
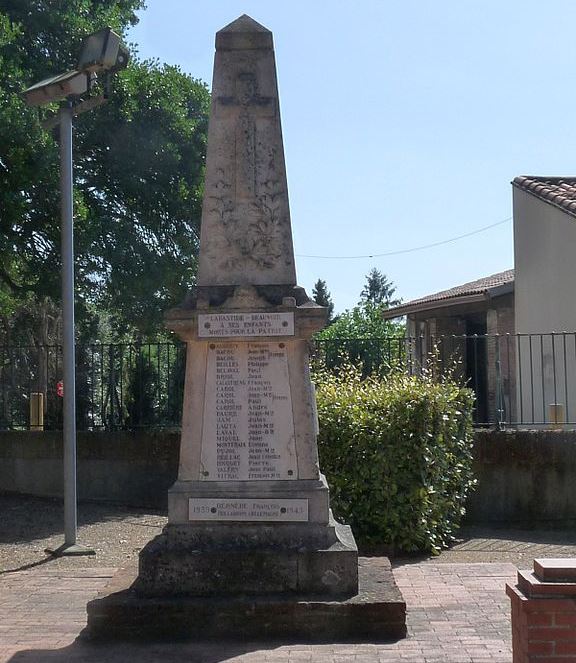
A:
[2, 334, 576, 430]
[0, 342, 186, 431]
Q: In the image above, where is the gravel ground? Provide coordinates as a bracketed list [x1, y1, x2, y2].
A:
[2, 492, 576, 574]
[0, 492, 166, 573]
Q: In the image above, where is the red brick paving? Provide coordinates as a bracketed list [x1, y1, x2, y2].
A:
[0, 562, 515, 662]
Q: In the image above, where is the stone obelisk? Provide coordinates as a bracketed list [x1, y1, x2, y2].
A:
[87, 16, 406, 641]
[138, 13, 358, 597]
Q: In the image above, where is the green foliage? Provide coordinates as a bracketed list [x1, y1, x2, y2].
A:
[125, 342, 185, 429]
[315, 364, 476, 554]
[75, 60, 209, 335]
[126, 348, 158, 428]
[316, 271, 403, 341]
[316, 301, 402, 340]
[314, 271, 404, 373]
[312, 278, 334, 323]
[0, 1, 209, 339]
[359, 268, 401, 308]
[314, 302, 405, 375]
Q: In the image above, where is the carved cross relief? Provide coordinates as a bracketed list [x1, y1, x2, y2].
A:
[215, 72, 276, 198]
[206, 71, 290, 273]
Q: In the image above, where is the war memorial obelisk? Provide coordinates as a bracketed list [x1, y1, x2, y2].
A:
[87, 15, 405, 640]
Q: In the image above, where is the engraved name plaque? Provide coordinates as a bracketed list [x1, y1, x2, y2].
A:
[189, 498, 308, 522]
[200, 341, 297, 481]
[198, 312, 294, 338]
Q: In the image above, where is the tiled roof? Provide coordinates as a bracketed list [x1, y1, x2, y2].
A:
[513, 176, 576, 217]
[382, 269, 514, 318]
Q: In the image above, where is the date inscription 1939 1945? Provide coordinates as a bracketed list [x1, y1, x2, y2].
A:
[188, 498, 308, 522]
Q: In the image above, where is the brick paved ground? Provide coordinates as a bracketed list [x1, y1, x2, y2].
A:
[3, 496, 576, 662]
[0, 562, 516, 662]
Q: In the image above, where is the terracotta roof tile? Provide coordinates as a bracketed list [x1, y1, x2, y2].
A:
[513, 176, 576, 218]
[401, 269, 514, 307]
[382, 269, 514, 318]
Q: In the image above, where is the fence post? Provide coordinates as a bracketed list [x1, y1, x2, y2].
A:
[30, 392, 44, 431]
[495, 336, 504, 430]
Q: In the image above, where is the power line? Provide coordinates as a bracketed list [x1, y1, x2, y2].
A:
[295, 216, 512, 260]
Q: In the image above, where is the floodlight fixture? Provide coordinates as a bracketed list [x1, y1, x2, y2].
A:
[22, 69, 91, 107]
[77, 27, 129, 74]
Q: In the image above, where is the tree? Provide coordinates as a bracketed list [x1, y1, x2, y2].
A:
[359, 268, 401, 308]
[75, 60, 209, 335]
[315, 302, 402, 341]
[0, 2, 210, 339]
[312, 278, 335, 323]
[314, 273, 404, 375]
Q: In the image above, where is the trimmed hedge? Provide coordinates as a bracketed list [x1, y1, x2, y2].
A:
[315, 366, 476, 554]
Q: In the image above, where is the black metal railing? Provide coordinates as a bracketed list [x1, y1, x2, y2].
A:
[0, 342, 186, 431]
[2, 334, 576, 430]
[313, 333, 576, 427]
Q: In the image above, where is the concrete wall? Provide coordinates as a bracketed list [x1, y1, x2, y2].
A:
[514, 188, 576, 335]
[0, 430, 180, 509]
[513, 188, 576, 423]
[2, 429, 576, 525]
[466, 429, 576, 525]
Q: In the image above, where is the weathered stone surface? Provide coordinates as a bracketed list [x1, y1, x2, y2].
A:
[199, 340, 297, 482]
[167, 475, 331, 524]
[172, 335, 323, 484]
[86, 557, 406, 642]
[136, 519, 358, 597]
[197, 15, 295, 287]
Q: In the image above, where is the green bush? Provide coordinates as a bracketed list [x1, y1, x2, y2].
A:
[315, 365, 476, 554]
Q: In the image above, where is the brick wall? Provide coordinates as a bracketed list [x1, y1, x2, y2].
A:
[507, 559, 576, 661]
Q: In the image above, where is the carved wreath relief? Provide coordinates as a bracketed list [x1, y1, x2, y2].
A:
[207, 72, 292, 272]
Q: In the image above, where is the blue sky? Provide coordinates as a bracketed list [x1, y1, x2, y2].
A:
[129, 1, 576, 314]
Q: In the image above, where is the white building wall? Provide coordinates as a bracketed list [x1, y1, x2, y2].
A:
[513, 188, 576, 424]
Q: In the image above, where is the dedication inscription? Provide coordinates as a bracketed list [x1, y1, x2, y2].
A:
[198, 312, 294, 338]
[200, 342, 297, 481]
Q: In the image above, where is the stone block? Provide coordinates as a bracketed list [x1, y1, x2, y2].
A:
[136, 519, 358, 597]
[86, 557, 406, 642]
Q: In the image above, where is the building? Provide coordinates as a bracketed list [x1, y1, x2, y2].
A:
[513, 176, 576, 425]
[382, 175, 576, 426]
[382, 270, 515, 424]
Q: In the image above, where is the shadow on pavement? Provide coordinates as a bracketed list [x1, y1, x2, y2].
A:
[8, 639, 290, 663]
[0, 492, 165, 544]
[0, 554, 58, 575]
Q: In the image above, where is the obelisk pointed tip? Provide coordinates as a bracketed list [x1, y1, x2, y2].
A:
[219, 14, 271, 34]
[216, 15, 273, 50]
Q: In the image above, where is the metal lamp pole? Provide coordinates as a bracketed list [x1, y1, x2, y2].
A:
[60, 100, 78, 550]
[48, 100, 94, 556]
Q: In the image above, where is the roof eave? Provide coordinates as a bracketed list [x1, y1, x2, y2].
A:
[381, 293, 487, 320]
[512, 179, 576, 220]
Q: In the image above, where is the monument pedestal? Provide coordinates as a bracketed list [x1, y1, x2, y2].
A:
[136, 474, 358, 597]
[86, 558, 406, 642]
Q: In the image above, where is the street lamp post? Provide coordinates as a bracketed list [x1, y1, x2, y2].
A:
[59, 99, 81, 552]
[22, 28, 129, 556]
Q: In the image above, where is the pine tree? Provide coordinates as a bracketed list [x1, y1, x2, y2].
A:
[359, 269, 401, 308]
[312, 279, 335, 323]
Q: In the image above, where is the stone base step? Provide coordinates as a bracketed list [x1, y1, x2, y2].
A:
[85, 557, 406, 642]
